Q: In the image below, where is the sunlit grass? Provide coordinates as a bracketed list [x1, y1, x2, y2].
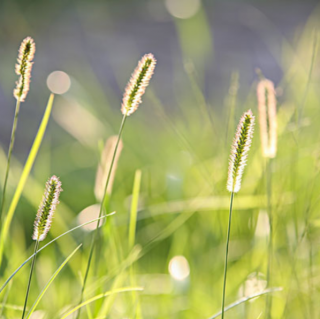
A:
[0, 5, 319, 318]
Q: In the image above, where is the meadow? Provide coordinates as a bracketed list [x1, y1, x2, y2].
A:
[0, 1, 320, 318]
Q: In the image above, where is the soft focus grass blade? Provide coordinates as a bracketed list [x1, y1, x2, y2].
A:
[208, 287, 283, 319]
[0, 214, 114, 293]
[98, 272, 126, 317]
[61, 287, 143, 319]
[0, 303, 24, 311]
[25, 244, 82, 318]
[128, 169, 142, 318]
[128, 169, 141, 250]
[0, 93, 55, 266]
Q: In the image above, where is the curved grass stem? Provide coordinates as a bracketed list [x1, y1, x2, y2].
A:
[266, 158, 273, 318]
[21, 240, 39, 319]
[0, 99, 21, 228]
[76, 114, 127, 318]
[221, 191, 234, 319]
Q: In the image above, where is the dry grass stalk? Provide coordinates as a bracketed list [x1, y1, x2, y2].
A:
[257, 79, 277, 158]
[94, 136, 123, 201]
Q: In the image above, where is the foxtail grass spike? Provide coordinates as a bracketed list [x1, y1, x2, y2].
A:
[257, 79, 277, 158]
[32, 176, 62, 241]
[13, 37, 36, 102]
[121, 53, 156, 116]
[227, 110, 255, 193]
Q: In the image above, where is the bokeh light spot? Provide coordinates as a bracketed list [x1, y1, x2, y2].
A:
[168, 255, 190, 281]
[47, 70, 71, 94]
[165, 0, 201, 19]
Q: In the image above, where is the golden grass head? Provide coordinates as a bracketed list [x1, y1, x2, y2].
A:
[94, 136, 123, 201]
[32, 176, 62, 241]
[227, 110, 255, 193]
[13, 36, 36, 102]
[121, 53, 156, 116]
[257, 79, 277, 158]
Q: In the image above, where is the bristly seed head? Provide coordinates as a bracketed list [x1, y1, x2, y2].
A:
[32, 176, 62, 241]
[227, 110, 255, 193]
[121, 53, 156, 116]
[257, 79, 277, 158]
[13, 36, 36, 102]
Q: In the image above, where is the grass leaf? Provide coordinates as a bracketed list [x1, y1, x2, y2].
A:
[25, 244, 82, 318]
[208, 287, 283, 319]
[61, 287, 143, 319]
[0, 94, 55, 265]
[128, 169, 141, 250]
[0, 213, 115, 293]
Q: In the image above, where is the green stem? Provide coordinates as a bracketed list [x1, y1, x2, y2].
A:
[308, 237, 313, 318]
[221, 192, 234, 319]
[210, 287, 282, 319]
[21, 240, 39, 319]
[76, 114, 127, 318]
[0, 99, 21, 228]
[266, 158, 273, 318]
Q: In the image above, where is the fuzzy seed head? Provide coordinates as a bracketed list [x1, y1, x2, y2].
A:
[32, 176, 62, 241]
[13, 37, 36, 102]
[257, 79, 277, 158]
[121, 53, 156, 116]
[227, 110, 255, 193]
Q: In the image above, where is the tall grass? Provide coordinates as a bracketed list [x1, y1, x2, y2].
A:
[76, 53, 156, 318]
[222, 110, 255, 318]
[0, 12, 319, 318]
[0, 37, 35, 229]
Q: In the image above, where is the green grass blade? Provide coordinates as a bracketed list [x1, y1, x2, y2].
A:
[128, 169, 141, 250]
[61, 287, 143, 319]
[0, 303, 24, 311]
[0, 94, 55, 266]
[25, 244, 82, 318]
[208, 287, 283, 319]
[0, 213, 115, 294]
[128, 170, 142, 318]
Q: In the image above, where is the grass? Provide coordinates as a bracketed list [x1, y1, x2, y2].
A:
[0, 4, 319, 318]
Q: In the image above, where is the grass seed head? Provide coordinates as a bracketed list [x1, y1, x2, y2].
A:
[121, 53, 156, 116]
[227, 110, 255, 193]
[32, 176, 62, 241]
[257, 79, 277, 158]
[13, 37, 36, 102]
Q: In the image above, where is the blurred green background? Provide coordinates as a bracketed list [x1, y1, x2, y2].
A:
[0, 0, 320, 318]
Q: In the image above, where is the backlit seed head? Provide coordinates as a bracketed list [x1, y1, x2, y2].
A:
[257, 79, 277, 158]
[32, 176, 62, 241]
[227, 110, 255, 193]
[13, 37, 36, 102]
[121, 53, 156, 116]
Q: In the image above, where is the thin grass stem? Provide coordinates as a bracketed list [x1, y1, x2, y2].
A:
[21, 240, 39, 319]
[266, 158, 273, 318]
[0, 99, 21, 228]
[0, 214, 113, 294]
[221, 191, 234, 319]
[76, 114, 127, 318]
[210, 287, 282, 319]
